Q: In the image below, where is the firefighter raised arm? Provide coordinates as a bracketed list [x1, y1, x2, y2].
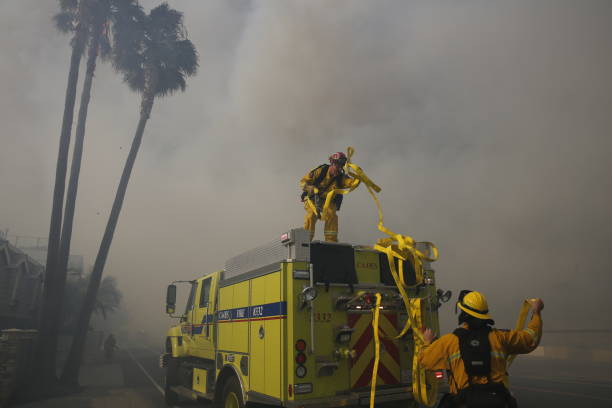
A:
[418, 291, 543, 408]
[300, 152, 357, 242]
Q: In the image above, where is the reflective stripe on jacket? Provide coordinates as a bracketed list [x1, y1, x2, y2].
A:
[418, 313, 542, 394]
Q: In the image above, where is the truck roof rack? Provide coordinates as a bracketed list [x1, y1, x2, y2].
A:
[223, 228, 311, 281]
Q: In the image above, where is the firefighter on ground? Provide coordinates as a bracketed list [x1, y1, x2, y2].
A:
[300, 152, 357, 242]
[418, 291, 543, 408]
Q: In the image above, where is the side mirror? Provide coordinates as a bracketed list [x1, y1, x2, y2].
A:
[166, 284, 177, 315]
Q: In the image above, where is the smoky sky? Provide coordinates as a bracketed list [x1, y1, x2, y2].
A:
[1, 0, 611, 340]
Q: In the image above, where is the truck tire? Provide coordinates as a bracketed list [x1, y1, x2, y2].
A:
[164, 357, 180, 406]
[221, 376, 244, 408]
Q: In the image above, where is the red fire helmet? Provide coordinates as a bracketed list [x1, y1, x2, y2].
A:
[329, 152, 347, 164]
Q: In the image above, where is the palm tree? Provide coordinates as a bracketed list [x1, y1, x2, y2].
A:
[59, 2, 144, 292]
[61, 275, 123, 332]
[94, 276, 123, 319]
[37, 0, 143, 391]
[61, 3, 198, 385]
[36, 0, 89, 390]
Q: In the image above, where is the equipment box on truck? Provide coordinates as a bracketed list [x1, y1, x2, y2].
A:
[161, 228, 442, 407]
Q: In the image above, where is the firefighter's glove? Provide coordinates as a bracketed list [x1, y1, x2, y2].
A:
[528, 298, 544, 314]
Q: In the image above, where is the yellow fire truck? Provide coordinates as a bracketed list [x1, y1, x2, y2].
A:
[161, 228, 447, 407]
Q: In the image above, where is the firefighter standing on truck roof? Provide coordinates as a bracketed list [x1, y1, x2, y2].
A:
[300, 152, 357, 242]
[418, 291, 544, 408]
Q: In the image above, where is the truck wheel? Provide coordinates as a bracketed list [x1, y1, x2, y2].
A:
[221, 376, 244, 408]
[164, 358, 180, 406]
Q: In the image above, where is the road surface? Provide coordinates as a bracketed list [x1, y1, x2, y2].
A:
[121, 345, 612, 408]
[509, 357, 612, 408]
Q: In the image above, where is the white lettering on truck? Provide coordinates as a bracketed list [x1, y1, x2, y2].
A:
[252, 306, 264, 317]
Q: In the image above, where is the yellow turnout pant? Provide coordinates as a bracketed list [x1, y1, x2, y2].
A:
[304, 201, 338, 242]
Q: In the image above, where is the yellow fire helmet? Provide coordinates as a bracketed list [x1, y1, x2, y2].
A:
[457, 291, 493, 320]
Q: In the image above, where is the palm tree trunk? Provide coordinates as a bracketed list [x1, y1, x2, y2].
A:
[61, 90, 156, 385]
[36, 19, 87, 389]
[49, 24, 101, 382]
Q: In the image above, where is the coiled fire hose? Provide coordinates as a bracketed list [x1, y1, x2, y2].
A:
[314, 147, 440, 407]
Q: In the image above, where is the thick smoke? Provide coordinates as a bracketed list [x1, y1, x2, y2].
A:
[1, 0, 611, 340]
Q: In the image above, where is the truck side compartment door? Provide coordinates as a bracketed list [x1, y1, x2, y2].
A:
[249, 272, 283, 400]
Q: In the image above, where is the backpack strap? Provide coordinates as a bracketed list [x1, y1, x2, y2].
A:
[311, 164, 330, 188]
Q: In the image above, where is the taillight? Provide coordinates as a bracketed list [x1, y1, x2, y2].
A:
[435, 371, 444, 380]
[295, 340, 308, 378]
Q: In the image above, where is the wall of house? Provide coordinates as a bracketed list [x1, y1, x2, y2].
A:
[0, 329, 37, 407]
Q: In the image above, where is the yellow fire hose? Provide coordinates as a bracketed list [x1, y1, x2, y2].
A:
[304, 192, 319, 218]
[507, 299, 542, 367]
[370, 293, 383, 408]
[317, 147, 439, 407]
[507, 300, 530, 368]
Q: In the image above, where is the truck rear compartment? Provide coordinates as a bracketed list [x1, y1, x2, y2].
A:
[217, 235, 426, 405]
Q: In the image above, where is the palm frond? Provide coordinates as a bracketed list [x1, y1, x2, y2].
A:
[111, 1, 146, 88]
[174, 39, 198, 76]
[124, 70, 146, 92]
[110, 2, 198, 96]
[99, 28, 112, 60]
[149, 3, 184, 38]
[156, 69, 186, 96]
[59, 0, 79, 12]
[54, 10, 77, 33]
